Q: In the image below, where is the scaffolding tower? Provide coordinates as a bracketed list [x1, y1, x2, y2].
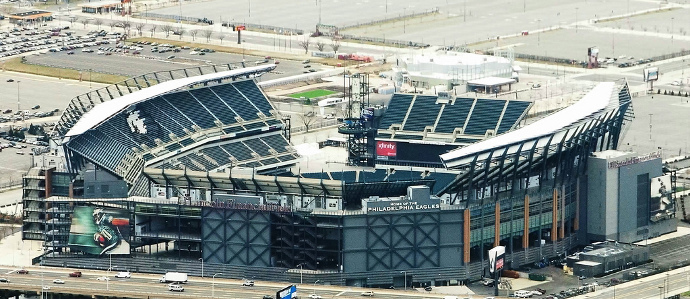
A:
[337, 73, 375, 166]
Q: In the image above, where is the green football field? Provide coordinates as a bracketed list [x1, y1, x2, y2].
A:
[288, 89, 336, 99]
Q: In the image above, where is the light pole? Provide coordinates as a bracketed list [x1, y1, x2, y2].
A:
[318, 0, 322, 24]
[671, 17, 674, 45]
[313, 280, 320, 296]
[403, 8, 407, 33]
[297, 264, 304, 284]
[649, 114, 653, 140]
[659, 286, 664, 299]
[212, 273, 222, 298]
[199, 258, 204, 278]
[537, 19, 541, 46]
[107, 267, 113, 291]
[575, 7, 579, 33]
[401, 271, 407, 290]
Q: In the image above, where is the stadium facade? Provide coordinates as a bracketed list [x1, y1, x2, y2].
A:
[22, 64, 670, 288]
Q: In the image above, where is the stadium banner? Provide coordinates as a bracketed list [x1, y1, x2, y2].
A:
[488, 246, 505, 273]
[650, 174, 673, 222]
[68, 206, 131, 256]
[376, 141, 397, 159]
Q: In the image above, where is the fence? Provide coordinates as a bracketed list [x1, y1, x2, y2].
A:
[338, 8, 439, 31]
[221, 21, 303, 36]
[139, 12, 213, 25]
[507, 49, 690, 67]
[291, 119, 340, 134]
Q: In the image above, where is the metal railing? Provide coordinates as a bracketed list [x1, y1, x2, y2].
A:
[221, 21, 303, 36]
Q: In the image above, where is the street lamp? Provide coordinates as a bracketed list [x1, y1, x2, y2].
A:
[199, 258, 204, 278]
[212, 273, 223, 298]
[403, 8, 407, 33]
[313, 280, 321, 297]
[401, 271, 407, 290]
[671, 17, 675, 45]
[659, 286, 664, 299]
[297, 264, 304, 284]
[537, 19, 541, 46]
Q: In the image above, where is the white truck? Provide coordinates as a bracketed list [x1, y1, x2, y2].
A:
[159, 272, 188, 283]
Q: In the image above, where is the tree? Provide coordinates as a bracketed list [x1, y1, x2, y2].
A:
[149, 24, 158, 37]
[316, 41, 325, 52]
[203, 29, 214, 42]
[135, 23, 146, 36]
[299, 38, 311, 54]
[177, 28, 186, 40]
[330, 40, 341, 54]
[189, 29, 199, 41]
[80, 18, 90, 29]
[94, 19, 104, 30]
[161, 24, 173, 37]
[298, 109, 317, 132]
[121, 20, 131, 36]
[109, 21, 118, 31]
[217, 33, 226, 44]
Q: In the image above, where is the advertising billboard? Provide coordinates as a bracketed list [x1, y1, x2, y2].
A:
[488, 246, 505, 273]
[376, 141, 397, 159]
[643, 67, 659, 82]
[68, 206, 130, 256]
[276, 285, 297, 299]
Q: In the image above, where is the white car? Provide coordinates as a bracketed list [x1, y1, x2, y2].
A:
[361, 291, 375, 296]
[115, 272, 131, 278]
[309, 294, 322, 299]
[97, 50, 104, 55]
[168, 284, 184, 292]
[242, 280, 254, 286]
[96, 276, 110, 281]
[52, 279, 65, 284]
[42, 286, 51, 290]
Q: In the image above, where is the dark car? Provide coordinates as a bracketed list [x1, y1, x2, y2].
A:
[16, 269, 29, 274]
[263, 296, 273, 299]
[424, 286, 433, 292]
[31, 105, 40, 110]
[69, 271, 82, 277]
[6, 79, 14, 82]
[0, 278, 9, 283]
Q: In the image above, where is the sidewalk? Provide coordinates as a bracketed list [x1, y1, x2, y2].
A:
[0, 225, 42, 268]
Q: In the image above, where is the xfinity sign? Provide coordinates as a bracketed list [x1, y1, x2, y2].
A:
[376, 141, 397, 159]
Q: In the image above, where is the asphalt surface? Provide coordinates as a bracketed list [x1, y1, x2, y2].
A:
[23, 41, 328, 80]
[0, 266, 448, 299]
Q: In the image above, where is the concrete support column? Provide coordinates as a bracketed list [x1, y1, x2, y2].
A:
[44, 168, 53, 198]
[558, 186, 565, 240]
[494, 203, 501, 247]
[551, 188, 558, 242]
[463, 209, 471, 264]
[574, 178, 580, 231]
[522, 194, 529, 249]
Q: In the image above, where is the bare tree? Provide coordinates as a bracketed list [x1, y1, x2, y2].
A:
[109, 21, 118, 31]
[177, 28, 186, 40]
[330, 40, 341, 54]
[298, 109, 317, 132]
[189, 29, 199, 41]
[161, 24, 173, 37]
[316, 41, 325, 52]
[80, 18, 90, 29]
[299, 38, 311, 54]
[135, 23, 146, 36]
[94, 18, 104, 30]
[217, 33, 226, 44]
[149, 24, 158, 37]
[203, 29, 214, 42]
[121, 20, 131, 36]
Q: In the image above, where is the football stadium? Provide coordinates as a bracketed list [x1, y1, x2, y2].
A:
[21, 63, 648, 288]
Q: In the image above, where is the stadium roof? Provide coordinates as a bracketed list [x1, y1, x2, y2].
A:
[440, 82, 615, 165]
[64, 64, 276, 139]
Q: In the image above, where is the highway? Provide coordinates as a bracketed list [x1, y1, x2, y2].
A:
[0, 266, 448, 299]
[574, 266, 690, 299]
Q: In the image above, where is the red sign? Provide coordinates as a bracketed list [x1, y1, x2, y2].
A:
[234, 25, 246, 31]
[376, 141, 397, 158]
